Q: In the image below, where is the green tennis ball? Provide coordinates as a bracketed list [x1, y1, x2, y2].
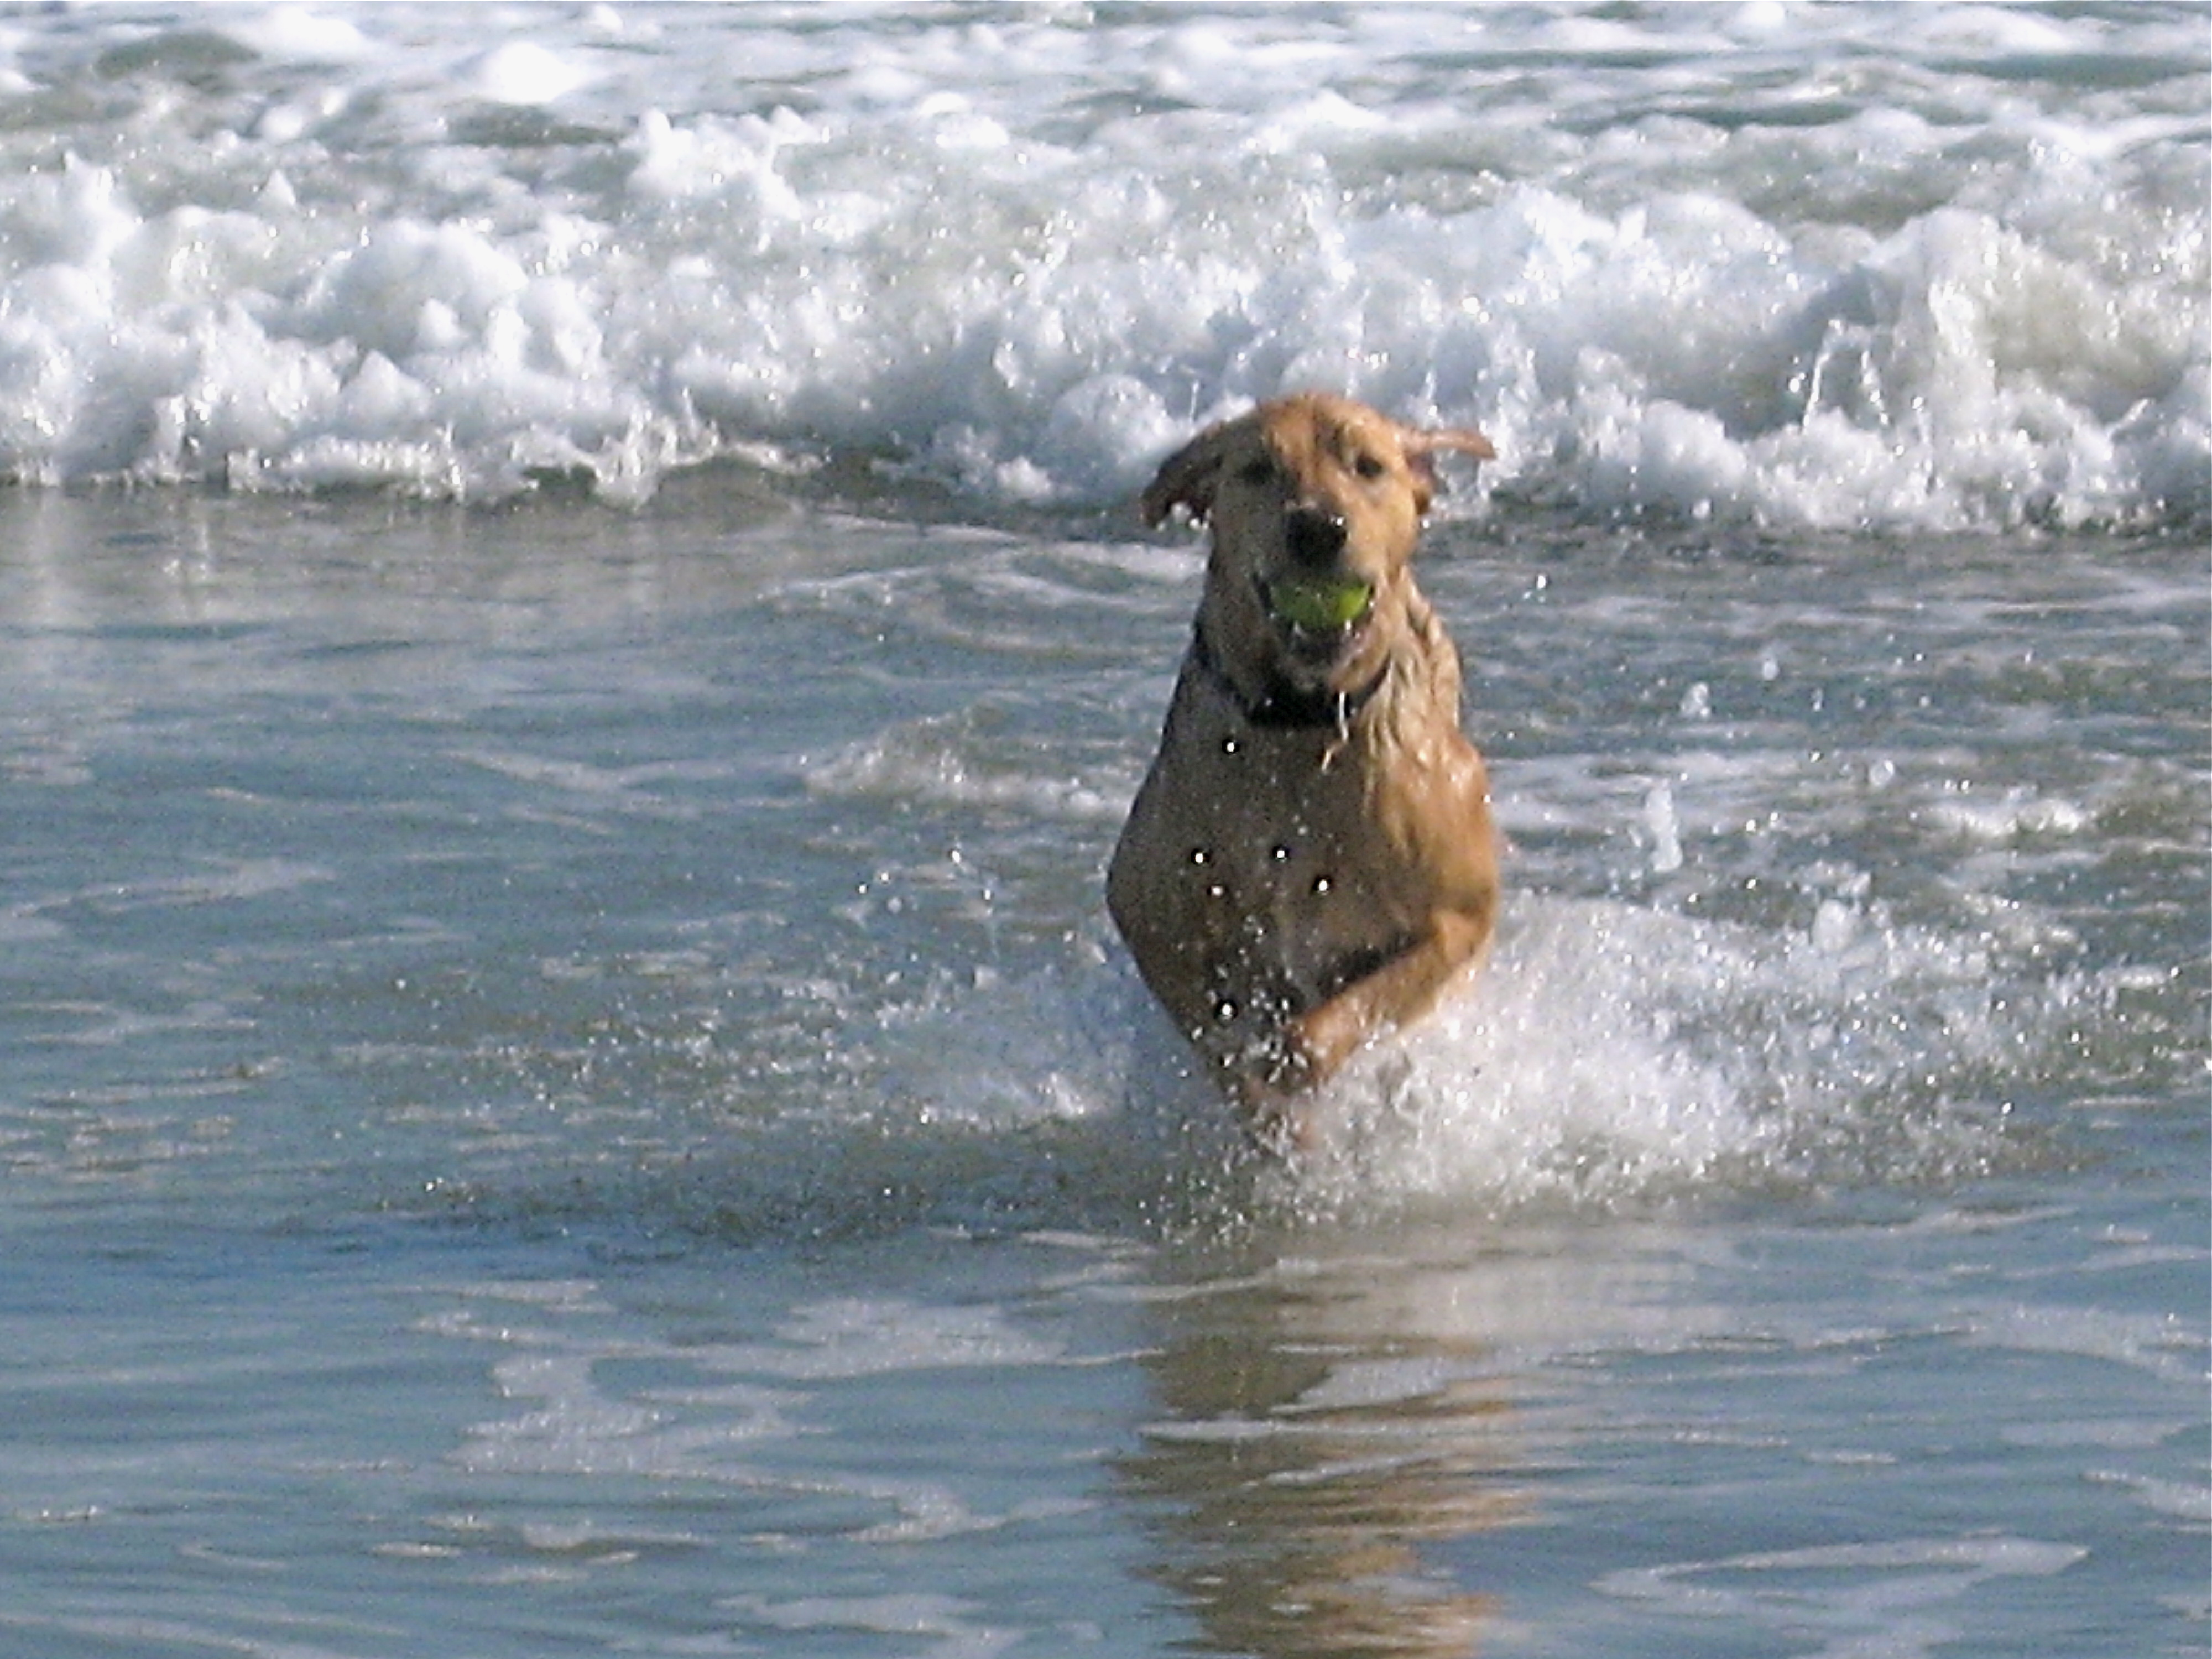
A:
[1269, 578, 1373, 630]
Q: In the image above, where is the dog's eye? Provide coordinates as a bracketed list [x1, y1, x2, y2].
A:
[1352, 452, 1387, 481]
[1238, 457, 1278, 487]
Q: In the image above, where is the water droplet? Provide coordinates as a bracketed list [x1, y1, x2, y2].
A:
[1811, 899, 1857, 953]
[1644, 781, 1684, 875]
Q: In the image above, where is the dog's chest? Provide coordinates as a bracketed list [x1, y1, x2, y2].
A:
[1154, 707, 1413, 990]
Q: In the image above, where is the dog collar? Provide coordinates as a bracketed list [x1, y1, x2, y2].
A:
[1190, 624, 1388, 732]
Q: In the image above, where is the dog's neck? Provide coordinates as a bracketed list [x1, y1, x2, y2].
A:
[1190, 623, 1389, 733]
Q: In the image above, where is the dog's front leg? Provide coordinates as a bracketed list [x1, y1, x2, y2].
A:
[1286, 908, 1493, 1091]
[1222, 907, 1489, 1152]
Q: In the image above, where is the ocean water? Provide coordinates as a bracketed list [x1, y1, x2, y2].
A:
[0, 5, 2205, 1657]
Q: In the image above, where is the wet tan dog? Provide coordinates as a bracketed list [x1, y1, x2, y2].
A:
[1108, 393, 1499, 1149]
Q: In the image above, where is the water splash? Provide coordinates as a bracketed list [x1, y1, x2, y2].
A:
[854, 886, 2103, 1231]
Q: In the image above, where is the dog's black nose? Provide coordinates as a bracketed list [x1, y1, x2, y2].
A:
[1285, 507, 1348, 569]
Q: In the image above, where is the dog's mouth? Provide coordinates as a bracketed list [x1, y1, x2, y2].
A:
[1262, 575, 1374, 659]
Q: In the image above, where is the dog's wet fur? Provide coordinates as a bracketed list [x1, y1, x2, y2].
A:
[1108, 393, 1500, 1150]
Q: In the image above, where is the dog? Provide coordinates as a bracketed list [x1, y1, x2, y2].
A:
[1107, 393, 1499, 1149]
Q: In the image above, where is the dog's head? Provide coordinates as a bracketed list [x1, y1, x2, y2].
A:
[1142, 393, 1494, 699]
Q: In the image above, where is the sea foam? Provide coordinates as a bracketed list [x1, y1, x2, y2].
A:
[0, 4, 2202, 527]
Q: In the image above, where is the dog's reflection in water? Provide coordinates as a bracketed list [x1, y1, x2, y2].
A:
[1118, 1238, 1543, 1658]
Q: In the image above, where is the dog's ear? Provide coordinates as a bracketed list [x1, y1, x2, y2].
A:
[1140, 416, 1251, 527]
[1399, 424, 1496, 515]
